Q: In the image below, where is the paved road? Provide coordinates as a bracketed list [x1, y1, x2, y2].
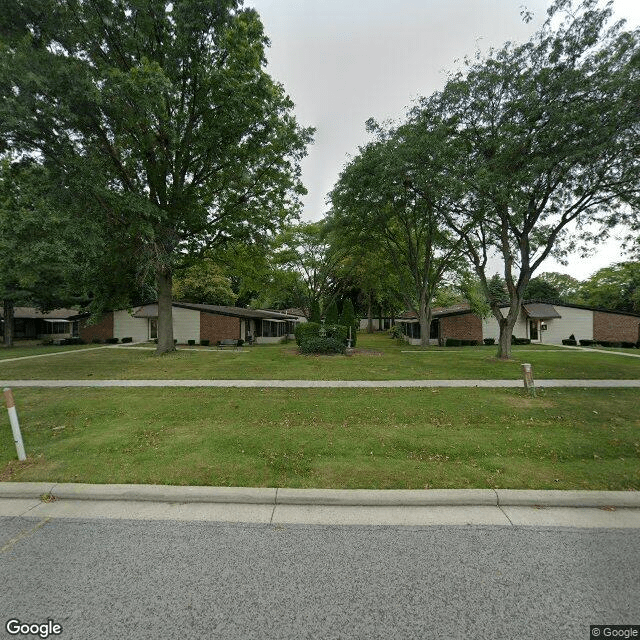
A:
[1, 516, 638, 639]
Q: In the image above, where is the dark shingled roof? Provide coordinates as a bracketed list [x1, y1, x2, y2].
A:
[523, 303, 562, 319]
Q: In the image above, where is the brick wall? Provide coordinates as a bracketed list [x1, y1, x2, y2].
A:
[440, 313, 483, 342]
[200, 312, 240, 343]
[79, 313, 114, 342]
[593, 311, 640, 343]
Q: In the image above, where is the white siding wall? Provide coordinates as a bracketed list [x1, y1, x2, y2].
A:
[113, 310, 149, 342]
[482, 305, 594, 344]
[172, 307, 200, 343]
[256, 336, 285, 344]
[541, 306, 593, 344]
[482, 310, 529, 342]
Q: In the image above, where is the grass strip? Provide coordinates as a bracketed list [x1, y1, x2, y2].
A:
[1, 334, 639, 379]
[1, 387, 638, 490]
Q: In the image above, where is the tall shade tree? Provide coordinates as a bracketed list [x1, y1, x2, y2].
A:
[579, 261, 640, 313]
[0, 0, 313, 354]
[0, 158, 92, 346]
[330, 123, 462, 347]
[413, 0, 640, 358]
[273, 221, 351, 319]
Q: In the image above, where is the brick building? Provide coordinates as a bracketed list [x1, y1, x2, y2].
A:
[75, 302, 298, 345]
[397, 302, 640, 346]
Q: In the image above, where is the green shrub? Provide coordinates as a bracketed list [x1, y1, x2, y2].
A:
[91, 338, 102, 344]
[579, 339, 596, 347]
[324, 300, 339, 325]
[512, 338, 531, 345]
[388, 325, 403, 339]
[324, 324, 348, 344]
[446, 338, 480, 347]
[299, 336, 346, 355]
[188, 339, 196, 346]
[295, 322, 321, 346]
[105, 337, 119, 344]
[621, 341, 636, 349]
[295, 322, 349, 350]
[562, 339, 577, 346]
[200, 339, 210, 346]
[483, 338, 495, 345]
[338, 299, 357, 347]
[121, 337, 133, 344]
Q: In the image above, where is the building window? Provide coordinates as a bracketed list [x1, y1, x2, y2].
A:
[262, 320, 286, 337]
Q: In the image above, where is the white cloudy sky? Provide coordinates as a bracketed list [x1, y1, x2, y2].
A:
[247, 0, 640, 279]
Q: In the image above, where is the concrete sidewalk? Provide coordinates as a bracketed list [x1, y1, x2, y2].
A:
[1, 378, 639, 387]
[2, 483, 639, 528]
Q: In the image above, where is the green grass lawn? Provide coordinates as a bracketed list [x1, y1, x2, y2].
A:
[1, 387, 638, 490]
[0, 343, 102, 361]
[1, 333, 639, 379]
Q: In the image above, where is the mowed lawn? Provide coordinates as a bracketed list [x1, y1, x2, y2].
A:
[1, 333, 640, 379]
[0, 387, 638, 490]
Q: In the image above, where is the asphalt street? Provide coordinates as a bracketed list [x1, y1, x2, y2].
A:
[1, 516, 638, 640]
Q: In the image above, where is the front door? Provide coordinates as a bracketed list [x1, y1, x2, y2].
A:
[529, 319, 540, 342]
[149, 318, 158, 340]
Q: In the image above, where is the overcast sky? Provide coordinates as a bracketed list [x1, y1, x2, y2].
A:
[247, 0, 640, 279]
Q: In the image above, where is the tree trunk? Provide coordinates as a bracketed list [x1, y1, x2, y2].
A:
[378, 305, 383, 333]
[367, 292, 373, 333]
[495, 303, 520, 359]
[419, 306, 432, 347]
[156, 268, 176, 355]
[3, 299, 15, 348]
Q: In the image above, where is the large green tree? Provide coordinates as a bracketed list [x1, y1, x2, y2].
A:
[0, 0, 312, 354]
[412, 0, 640, 358]
[579, 261, 640, 313]
[272, 221, 351, 319]
[0, 158, 92, 346]
[330, 122, 462, 346]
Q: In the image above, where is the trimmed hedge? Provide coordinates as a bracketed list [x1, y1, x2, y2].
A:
[121, 337, 133, 344]
[299, 336, 346, 355]
[105, 337, 119, 344]
[562, 339, 578, 346]
[511, 337, 531, 345]
[579, 339, 597, 347]
[295, 322, 349, 353]
[295, 322, 322, 347]
[446, 338, 481, 347]
[200, 339, 210, 346]
[483, 338, 495, 346]
[188, 339, 196, 346]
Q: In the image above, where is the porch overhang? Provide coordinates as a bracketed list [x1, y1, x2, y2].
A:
[523, 303, 561, 319]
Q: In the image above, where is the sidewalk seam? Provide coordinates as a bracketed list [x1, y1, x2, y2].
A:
[270, 489, 278, 524]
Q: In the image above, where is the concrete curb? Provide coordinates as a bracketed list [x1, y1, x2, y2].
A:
[1, 483, 638, 508]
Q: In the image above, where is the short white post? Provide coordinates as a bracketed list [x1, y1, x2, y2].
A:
[521, 363, 536, 397]
[4, 388, 26, 461]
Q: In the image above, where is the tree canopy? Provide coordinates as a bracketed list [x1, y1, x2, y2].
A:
[0, 0, 313, 353]
[404, 0, 640, 357]
[330, 119, 462, 346]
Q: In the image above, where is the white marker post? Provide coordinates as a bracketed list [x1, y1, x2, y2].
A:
[521, 363, 536, 397]
[4, 387, 26, 461]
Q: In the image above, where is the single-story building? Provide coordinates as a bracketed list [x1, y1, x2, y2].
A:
[75, 302, 300, 345]
[0, 307, 80, 340]
[358, 317, 396, 331]
[397, 301, 640, 346]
